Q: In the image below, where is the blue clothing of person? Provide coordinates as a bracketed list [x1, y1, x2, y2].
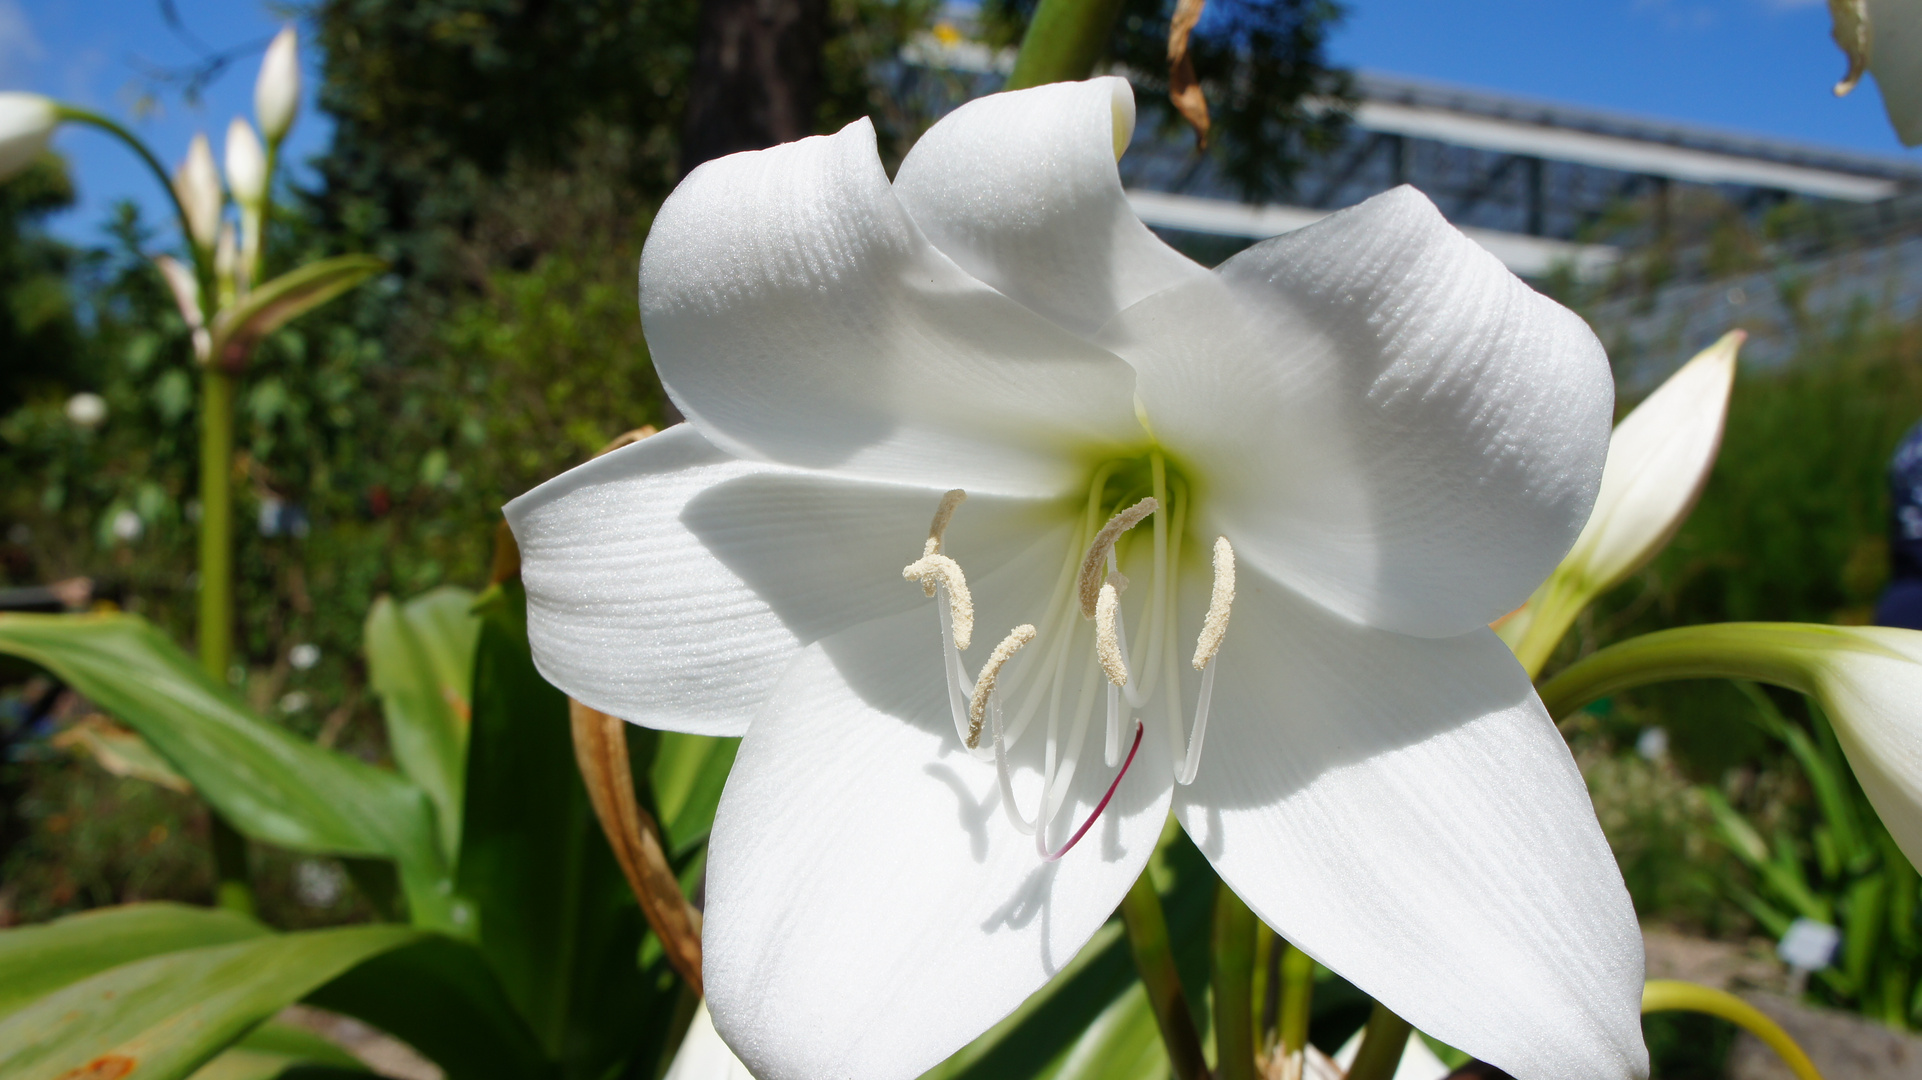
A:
[1877, 418, 1922, 629]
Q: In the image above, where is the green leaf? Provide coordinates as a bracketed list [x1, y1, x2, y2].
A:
[304, 935, 549, 1080]
[0, 902, 267, 1018]
[0, 925, 420, 1080]
[651, 731, 739, 856]
[365, 586, 481, 858]
[1048, 983, 1172, 1080]
[0, 613, 465, 933]
[208, 255, 384, 368]
[187, 1022, 369, 1080]
[456, 579, 661, 1074]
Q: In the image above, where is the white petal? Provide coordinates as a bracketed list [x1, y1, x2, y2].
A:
[665, 1002, 757, 1080]
[893, 77, 1205, 337]
[1564, 331, 1738, 596]
[1869, 0, 1922, 146]
[1100, 186, 1613, 638]
[1174, 566, 1646, 1080]
[504, 424, 1065, 735]
[704, 595, 1173, 1080]
[640, 119, 1143, 498]
[1812, 628, 1922, 870]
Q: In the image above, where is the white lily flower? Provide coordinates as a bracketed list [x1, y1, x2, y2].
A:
[224, 118, 266, 209]
[1500, 331, 1742, 674]
[175, 133, 222, 252]
[507, 78, 1643, 1080]
[0, 92, 57, 180]
[256, 26, 300, 144]
[1830, 0, 1922, 145]
[665, 1002, 757, 1080]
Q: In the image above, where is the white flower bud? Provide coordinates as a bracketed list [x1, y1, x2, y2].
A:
[255, 26, 300, 144]
[224, 117, 266, 208]
[0, 92, 58, 181]
[175, 133, 223, 252]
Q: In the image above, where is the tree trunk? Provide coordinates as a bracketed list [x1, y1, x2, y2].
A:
[680, 0, 828, 177]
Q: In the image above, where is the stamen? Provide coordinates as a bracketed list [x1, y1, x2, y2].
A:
[1192, 536, 1237, 670]
[903, 553, 973, 651]
[967, 624, 1037, 749]
[1077, 497, 1158, 618]
[922, 488, 967, 560]
[1094, 581, 1128, 687]
[1177, 661, 1218, 785]
[1043, 719, 1144, 862]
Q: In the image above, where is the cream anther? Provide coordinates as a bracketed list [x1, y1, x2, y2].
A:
[924, 489, 967, 558]
[1095, 580, 1128, 686]
[968, 624, 1037, 748]
[1192, 537, 1236, 670]
[903, 553, 973, 651]
[1077, 497, 1158, 618]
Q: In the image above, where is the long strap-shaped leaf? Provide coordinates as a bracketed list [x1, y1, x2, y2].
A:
[0, 613, 466, 932]
[206, 254, 385, 370]
[365, 587, 480, 859]
[0, 903, 268, 1018]
[0, 925, 420, 1080]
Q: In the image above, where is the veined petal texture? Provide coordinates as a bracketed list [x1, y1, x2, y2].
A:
[640, 118, 1144, 498]
[1176, 565, 1646, 1080]
[894, 77, 1206, 337]
[705, 599, 1174, 1080]
[1102, 186, 1613, 638]
[505, 424, 1063, 735]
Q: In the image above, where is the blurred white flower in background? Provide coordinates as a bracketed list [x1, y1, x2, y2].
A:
[64, 392, 107, 429]
[290, 643, 322, 670]
[110, 509, 143, 543]
[0, 91, 54, 180]
[256, 26, 301, 145]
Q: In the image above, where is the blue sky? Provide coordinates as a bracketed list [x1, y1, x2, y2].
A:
[3, 0, 1915, 245]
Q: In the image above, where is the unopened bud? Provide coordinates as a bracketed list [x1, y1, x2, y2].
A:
[224, 118, 266, 208]
[175, 133, 222, 251]
[255, 27, 300, 144]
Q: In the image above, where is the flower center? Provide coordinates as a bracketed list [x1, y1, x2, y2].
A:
[899, 451, 1236, 861]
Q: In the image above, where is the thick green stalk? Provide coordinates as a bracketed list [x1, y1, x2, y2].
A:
[198, 368, 253, 913]
[1120, 870, 1210, 1080]
[1211, 883, 1257, 1080]
[1344, 1001, 1413, 1080]
[1535, 623, 1858, 720]
[1005, 0, 1127, 89]
[1278, 942, 1314, 1054]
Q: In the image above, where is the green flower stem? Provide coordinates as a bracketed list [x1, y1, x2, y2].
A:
[1278, 942, 1314, 1054]
[1005, 0, 1126, 89]
[1642, 981, 1824, 1080]
[1211, 882, 1258, 1080]
[198, 367, 253, 914]
[1120, 869, 1210, 1080]
[56, 106, 213, 295]
[1534, 623, 1855, 721]
[1344, 1001, 1413, 1080]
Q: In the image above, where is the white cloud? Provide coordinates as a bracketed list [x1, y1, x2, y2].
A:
[0, 0, 43, 83]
